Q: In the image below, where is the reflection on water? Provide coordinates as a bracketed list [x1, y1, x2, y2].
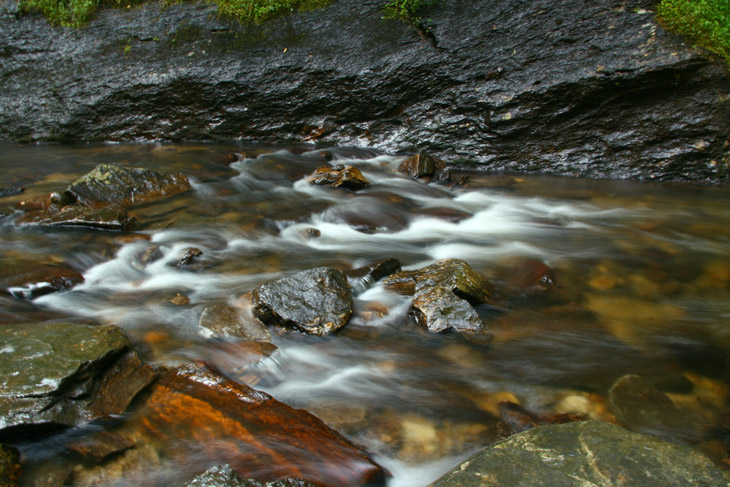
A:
[1, 143, 730, 486]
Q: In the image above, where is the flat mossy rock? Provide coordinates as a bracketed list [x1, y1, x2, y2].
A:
[0, 323, 143, 431]
[252, 267, 353, 336]
[65, 163, 191, 209]
[429, 420, 730, 487]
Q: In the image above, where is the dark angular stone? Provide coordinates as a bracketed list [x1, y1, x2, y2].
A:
[311, 165, 370, 191]
[398, 153, 447, 180]
[252, 267, 353, 336]
[198, 304, 271, 342]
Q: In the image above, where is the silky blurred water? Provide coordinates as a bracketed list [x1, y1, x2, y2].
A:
[1, 143, 730, 486]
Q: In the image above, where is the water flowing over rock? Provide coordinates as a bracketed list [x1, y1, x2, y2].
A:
[184, 464, 320, 487]
[0, 323, 154, 433]
[1, 0, 729, 182]
[252, 267, 354, 336]
[135, 364, 386, 486]
[429, 420, 730, 487]
[0, 264, 84, 299]
[198, 304, 271, 342]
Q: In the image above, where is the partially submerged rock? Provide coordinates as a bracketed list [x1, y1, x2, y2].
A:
[0, 323, 154, 432]
[252, 267, 354, 336]
[398, 153, 448, 181]
[198, 304, 271, 342]
[184, 464, 320, 487]
[64, 163, 191, 209]
[383, 259, 494, 339]
[384, 259, 494, 304]
[15, 163, 190, 231]
[1, 264, 84, 299]
[609, 374, 692, 440]
[136, 364, 386, 486]
[311, 164, 370, 191]
[430, 421, 730, 487]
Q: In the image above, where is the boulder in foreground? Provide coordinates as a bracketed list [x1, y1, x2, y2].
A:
[430, 420, 730, 487]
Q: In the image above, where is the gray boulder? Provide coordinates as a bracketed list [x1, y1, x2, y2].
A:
[430, 420, 730, 487]
[252, 267, 353, 336]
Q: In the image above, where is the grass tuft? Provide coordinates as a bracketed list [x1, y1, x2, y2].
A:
[17, 0, 332, 27]
[382, 0, 438, 25]
[657, 0, 730, 66]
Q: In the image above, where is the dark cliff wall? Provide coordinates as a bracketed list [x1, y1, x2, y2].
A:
[1, 0, 729, 183]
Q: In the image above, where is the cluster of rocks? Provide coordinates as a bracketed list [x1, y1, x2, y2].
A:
[2, 159, 730, 486]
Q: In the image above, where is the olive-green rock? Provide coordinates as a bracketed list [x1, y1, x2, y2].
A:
[0, 323, 130, 430]
[65, 163, 191, 209]
[430, 420, 730, 487]
[383, 259, 494, 304]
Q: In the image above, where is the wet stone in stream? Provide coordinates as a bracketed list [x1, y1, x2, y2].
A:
[253, 267, 354, 336]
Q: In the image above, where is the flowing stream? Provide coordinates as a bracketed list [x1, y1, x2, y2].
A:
[2, 143, 730, 486]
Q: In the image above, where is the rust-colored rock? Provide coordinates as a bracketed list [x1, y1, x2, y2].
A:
[136, 364, 386, 487]
[499, 260, 557, 296]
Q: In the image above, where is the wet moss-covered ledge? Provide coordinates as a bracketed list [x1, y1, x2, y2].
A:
[1, 0, 729, 183]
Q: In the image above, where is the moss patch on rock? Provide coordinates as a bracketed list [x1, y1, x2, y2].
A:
[658, 0, 730, 67]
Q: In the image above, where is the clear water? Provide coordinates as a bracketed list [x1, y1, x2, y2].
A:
[1, 143, 730, 486]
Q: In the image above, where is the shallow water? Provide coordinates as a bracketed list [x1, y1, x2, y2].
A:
[2, 143, 730, 486]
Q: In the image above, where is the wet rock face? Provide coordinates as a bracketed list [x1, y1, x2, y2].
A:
[430, 421, 730, 487]
[0, 323, 154, 432]
[252, 267, 354, 336]
[1, 0, 729, 182]
[139, 364, 386, 487]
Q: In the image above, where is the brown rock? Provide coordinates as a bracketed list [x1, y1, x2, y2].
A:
[198, 304, 271, 342]
[68, 431, 136, 464]
[397, 153, 448, 180]
[311, 165, 370, 191]
[0, 444, 21, 487]
[88, 350, 158, 419]
[500, 260, 557, 296]
[1, 264, 84, 299]
[136, 364, 386, 486]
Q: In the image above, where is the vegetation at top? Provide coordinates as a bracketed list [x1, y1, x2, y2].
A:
[657, 0, 730, 66]
[17, 0, 331, 27]
[382, 0, 438, 25]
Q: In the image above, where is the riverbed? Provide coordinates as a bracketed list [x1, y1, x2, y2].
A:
[2, 143, 730, 486]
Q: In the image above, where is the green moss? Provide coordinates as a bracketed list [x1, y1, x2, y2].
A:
[18, 0, 332, 27]
[210, 0, 331, 24]
[382, 0, 438, 25]
[657, 0, 730, 66]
